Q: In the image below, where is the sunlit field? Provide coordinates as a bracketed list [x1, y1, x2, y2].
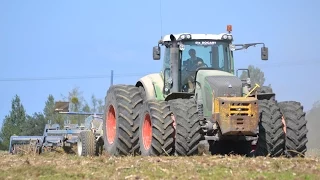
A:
[0, 150, 319, 180]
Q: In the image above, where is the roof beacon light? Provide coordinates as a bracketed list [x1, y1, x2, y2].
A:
[227, 25, 232, 33]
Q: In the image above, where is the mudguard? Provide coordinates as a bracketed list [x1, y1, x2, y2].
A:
[135, 73, 165, 101]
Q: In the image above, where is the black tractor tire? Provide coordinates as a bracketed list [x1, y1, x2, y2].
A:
[257, 86, 273, 94]
[169, 98, 203, 156]
[95, 137, 104, 156]
[139, 100, 175, 156]
[256, 86, 275, 101]
[77, 130, 96, 156]
[103, 85, 143, 156]
[278, 101, 308, 157]
[254, 99, 285, 157]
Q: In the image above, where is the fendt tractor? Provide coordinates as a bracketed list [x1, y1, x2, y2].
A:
[103, 25, 308, 158]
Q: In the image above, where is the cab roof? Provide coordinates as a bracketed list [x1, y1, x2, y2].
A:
[161, 33, 233, 42]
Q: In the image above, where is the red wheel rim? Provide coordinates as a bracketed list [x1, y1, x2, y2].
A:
[142, 113, 152, 150]
[107, 105, 116, 144]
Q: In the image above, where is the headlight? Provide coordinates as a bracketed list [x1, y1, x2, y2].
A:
[179, 34, 191, 40]
[222, 34, 228, 39]
[229, 44, 236, 51]
[227, 35, 233, 40]
[179, 44, 185, 51]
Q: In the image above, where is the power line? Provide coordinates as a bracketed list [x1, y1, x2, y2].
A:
[0, 60, 318, 82]
[0, 72, 154, 82]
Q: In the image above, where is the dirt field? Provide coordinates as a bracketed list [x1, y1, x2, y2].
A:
[0, 150, 320, 180]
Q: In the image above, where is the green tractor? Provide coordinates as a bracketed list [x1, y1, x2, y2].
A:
[103, 25, 308, 157]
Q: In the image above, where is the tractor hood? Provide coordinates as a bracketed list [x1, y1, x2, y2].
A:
[195, 69, 243, 119]
[205, 75, 243, 97]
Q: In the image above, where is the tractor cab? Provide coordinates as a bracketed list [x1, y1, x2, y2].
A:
[153, 28, 235, 95]
[152, 25, 269, 97]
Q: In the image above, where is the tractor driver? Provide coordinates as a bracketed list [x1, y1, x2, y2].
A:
[181, 48, 207, 92]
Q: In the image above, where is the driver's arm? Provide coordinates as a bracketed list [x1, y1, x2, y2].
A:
[197, 57, 207, 67]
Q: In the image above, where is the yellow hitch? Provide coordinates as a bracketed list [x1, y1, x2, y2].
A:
[245, 83, 260, 98]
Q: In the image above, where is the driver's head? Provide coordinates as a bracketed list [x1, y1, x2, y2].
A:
[188, 49, 196, 58]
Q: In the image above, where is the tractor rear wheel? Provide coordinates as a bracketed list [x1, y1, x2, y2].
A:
[103, 85, 143, 156]
[139, 100, 175, 156]
[169, 99, 203, 156]
[278, 101, 308, 157]
[258, 86, 273, 94]
[77, 130, 96, 156]
[254, 99, 285, 157]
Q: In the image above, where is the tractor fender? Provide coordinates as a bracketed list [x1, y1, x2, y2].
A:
[135, 73, 164, 101]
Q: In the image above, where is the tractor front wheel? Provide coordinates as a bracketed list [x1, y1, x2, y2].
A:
[139, 100, 175, 156]
[103, 85, 143, 156]
[254, 99, 285, 157]
[169, 98, 203, 156]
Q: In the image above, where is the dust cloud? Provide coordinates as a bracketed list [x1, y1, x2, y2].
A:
[306, 102, 320, 150]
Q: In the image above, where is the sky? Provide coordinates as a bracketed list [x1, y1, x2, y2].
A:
[0, 0, 319, 128]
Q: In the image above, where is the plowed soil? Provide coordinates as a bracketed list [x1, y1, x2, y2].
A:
[0, 150, 319, 180]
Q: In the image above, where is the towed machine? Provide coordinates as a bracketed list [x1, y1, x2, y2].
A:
[103, 25, 308, 157]
[53, 101, 104, 156]
[9, 101, 104, 156]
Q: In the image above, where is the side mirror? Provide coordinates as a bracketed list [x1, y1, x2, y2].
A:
[153, 46, 161, 60]
[261, 47, 268, 60]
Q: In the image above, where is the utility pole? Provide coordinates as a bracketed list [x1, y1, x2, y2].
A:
[110, 70, 113, 86]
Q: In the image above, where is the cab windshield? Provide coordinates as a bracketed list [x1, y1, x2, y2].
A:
[161, 40, 234, 93]
[180, 40, 233, 73]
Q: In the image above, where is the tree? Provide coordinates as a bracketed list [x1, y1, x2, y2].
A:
[43, 94, 65, 127]
[0, 141, 6, 150]
[60, 87, 88, 125]
[91, 94, 97, 112]
[67, 87, 85, 112]
[82, 101, 91, 112]
[0, 95, 27, 149]
[91, 94, 104, 113]
[240, 65, 266, 86]
[22, 112, 46, 136]
[97, 99, 104, 113]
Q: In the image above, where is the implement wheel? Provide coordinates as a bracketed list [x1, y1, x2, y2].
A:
[77, 131, 96, 156]
[103, 85, 143, 156]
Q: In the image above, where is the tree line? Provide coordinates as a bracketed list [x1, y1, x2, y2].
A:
[0, 86, 104, 150]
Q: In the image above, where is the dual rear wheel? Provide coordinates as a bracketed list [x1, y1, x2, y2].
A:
[103, 85, 197, 156]
[252, 99, 308, 157]
[103, 84, 203, 157]
[278, 101, 308, 157]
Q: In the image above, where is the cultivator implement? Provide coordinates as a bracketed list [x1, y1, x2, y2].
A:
[9, 101, 104, 156]
[9, 136, 43, 154]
